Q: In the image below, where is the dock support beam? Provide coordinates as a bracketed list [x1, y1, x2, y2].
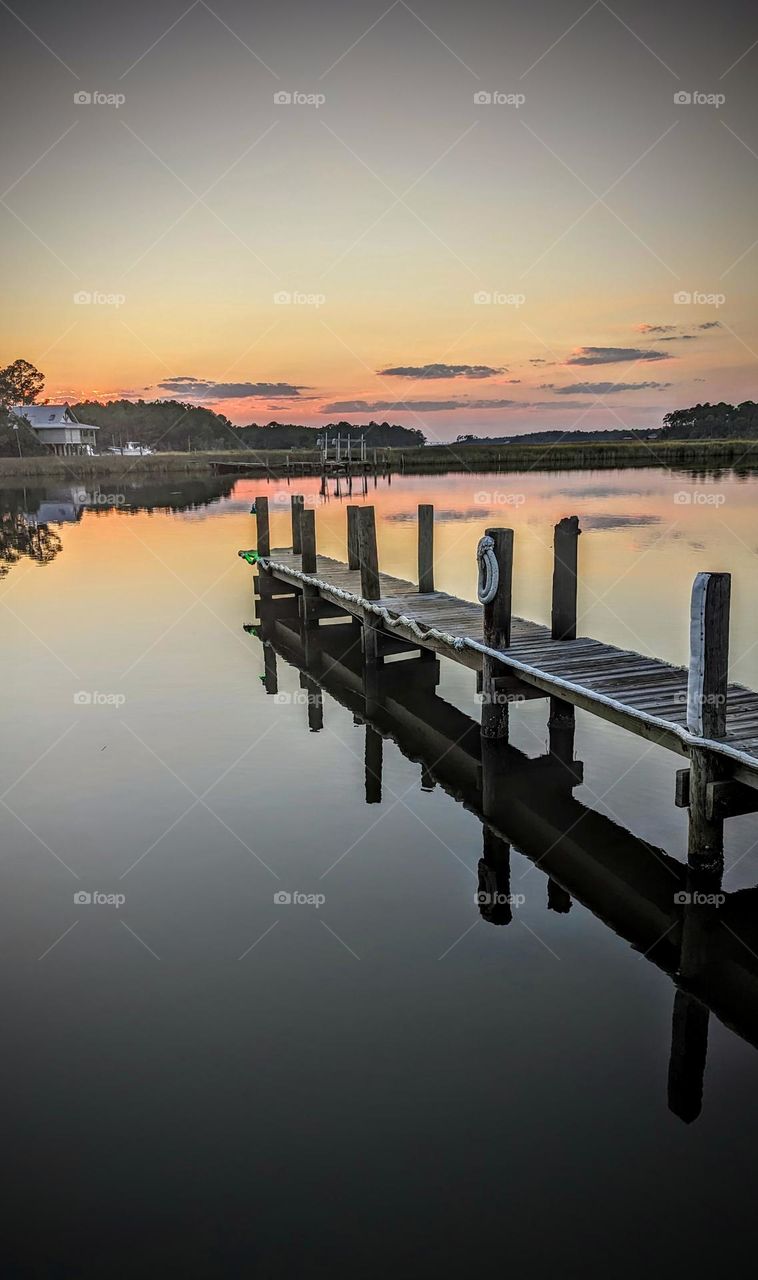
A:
[686, 572, 731, 869]
[254, 495, 273, 599]
[357, 506, 382, 686]
[291, 494, 304, 554]
[347, 505, 360, 570]
[481, 527, 513, 739]
[551, 516, 580, 641]
[418, 504, 434, 593]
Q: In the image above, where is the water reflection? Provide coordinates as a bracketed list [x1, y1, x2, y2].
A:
[255, 587, 758, 1126]
[0, 477, 236, 578]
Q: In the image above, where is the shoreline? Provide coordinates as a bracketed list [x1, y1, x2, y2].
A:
[2, 437, 758, 482]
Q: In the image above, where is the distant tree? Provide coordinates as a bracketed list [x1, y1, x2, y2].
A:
[0, 358, 45, 409]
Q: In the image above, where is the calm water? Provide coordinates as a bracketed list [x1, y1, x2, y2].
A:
[2, 467, 758, 1277]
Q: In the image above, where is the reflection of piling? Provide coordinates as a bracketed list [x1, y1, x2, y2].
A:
[477, 827, 512, 925]
[668, 989, 710, 1124]
[365, 725, 383, 804]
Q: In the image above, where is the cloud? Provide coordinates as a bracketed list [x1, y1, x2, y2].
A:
[529, 358, 555, 365]
[546, 381, 672, 395]
[566, 347, 670, 365]
[320, 398, 519, 413]
[637, 321, 722, 339]
[157, 377, 307, 399]
[377, 363, 505, 379]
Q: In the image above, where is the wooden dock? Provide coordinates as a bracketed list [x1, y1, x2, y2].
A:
[251, 586, 758, 1124]
[241, 495, 758, 869]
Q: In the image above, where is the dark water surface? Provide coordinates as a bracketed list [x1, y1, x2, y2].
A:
[2, 469, 758, 1277]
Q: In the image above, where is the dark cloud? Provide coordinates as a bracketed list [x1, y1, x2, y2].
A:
[548, 381, 672, 395]
[157, 378, 307, 399]
[637, 321, 722, 340]
[320, 398, 519, 413]
[377, 363, 505, 379]
[529, 358, 555, 365]
[566, 347, 670, 365]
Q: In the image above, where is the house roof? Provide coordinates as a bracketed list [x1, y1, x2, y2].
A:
[11, 403, 98, 430]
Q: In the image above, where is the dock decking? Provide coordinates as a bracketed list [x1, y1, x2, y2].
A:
[242, 494, 758, 868]
[258, 547, 758, 781]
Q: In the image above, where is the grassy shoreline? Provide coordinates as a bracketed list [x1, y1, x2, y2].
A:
[3, 437, 758, 482]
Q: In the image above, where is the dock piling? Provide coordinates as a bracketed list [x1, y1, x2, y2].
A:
[291, 494, 304, 554]
[551, 516, 580, 641]
[481, 527, 514, 738]
[686, 572, 731, 867]
[347, 506, 360, 570]
[418, 503, 434, 593]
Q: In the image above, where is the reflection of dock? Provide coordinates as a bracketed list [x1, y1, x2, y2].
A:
[251, 585, 758, 1126]
[243, 497, 758, 878]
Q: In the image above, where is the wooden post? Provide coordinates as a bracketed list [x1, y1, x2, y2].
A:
[300, 507, 317, 574]
[481, 528, 513, 739]
[418, 503, 434, 593]
[551, 515, 580, 641]
[687, 572, 730, 739]
[357, 506, 380, 601]
[686, 572, 731, 868]
[291, 494, 304, 553]
[357, 505, 381, 678]
[482, 528, 513, 651]
[255, 495, 270, 557]
[346, 506, 360, 570]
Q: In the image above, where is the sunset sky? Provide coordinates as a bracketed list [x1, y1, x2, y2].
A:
[2, 0, 758, 439]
